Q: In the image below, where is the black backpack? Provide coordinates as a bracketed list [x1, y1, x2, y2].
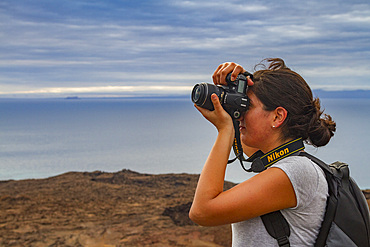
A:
[262, 152, 370, 247]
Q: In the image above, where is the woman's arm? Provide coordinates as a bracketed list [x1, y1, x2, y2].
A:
[189, 62, 296, 226]
[189, 94, 297, 226]
[189, 93, 235, 225]
[190, 167, 297, 226]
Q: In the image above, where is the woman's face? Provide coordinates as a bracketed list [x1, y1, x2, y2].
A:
[239, 91, 275, 151]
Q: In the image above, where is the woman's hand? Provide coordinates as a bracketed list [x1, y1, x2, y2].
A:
[213, 62, 247, 85]
[213, 62, 254, 87]
[195, 93, 234, 135]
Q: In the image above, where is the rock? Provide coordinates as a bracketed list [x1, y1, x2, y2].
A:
[162, 202, 196, 226]
[0, 170, 368, 247]
[0, 170, 232, 247]
[364, 190, 370, 209]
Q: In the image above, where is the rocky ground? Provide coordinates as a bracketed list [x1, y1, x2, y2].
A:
[0, 169, 369, 247]
[0, 170, 234, 247]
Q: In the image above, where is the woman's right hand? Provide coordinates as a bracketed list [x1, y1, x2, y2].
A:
[195, 94, 234, 135]
[212, 62, 247, 85]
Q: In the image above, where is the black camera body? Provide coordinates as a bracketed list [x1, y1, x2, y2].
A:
[191, 72, 252, 119]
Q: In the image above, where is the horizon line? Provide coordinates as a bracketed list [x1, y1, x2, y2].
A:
[1, 85, 370, 98]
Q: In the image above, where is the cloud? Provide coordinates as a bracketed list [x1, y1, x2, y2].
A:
[0, 0, 369, 97]
[325, 8, 370, 23]
[171, 0, 268, 13]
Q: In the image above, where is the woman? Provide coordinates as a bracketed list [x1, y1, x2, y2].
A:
[189, 58, 336, 246]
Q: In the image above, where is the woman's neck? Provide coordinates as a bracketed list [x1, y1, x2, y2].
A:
[260, 137, 293, 154]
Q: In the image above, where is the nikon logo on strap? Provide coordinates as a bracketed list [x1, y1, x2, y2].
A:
[249, 138, 305, 173]
[267, 148, 290, 163]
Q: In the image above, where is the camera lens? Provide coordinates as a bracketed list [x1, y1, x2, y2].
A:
[192, 85, 202, 102]
[191, 83, 221, 111]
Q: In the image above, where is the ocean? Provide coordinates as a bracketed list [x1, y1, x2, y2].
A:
[0, 97, 369, 189]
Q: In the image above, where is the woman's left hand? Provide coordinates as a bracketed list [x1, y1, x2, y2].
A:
[195, 93, 234, 135]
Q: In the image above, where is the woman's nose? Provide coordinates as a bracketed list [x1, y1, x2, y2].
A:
[237, 112, 245, 122]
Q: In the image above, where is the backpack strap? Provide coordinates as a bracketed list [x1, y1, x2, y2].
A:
[261, 211, 291, 247]
[246, 138, 305, 247]
[298, 152, 338, 246]
[298, 152, 335, 192]
[300, 152, 370, 247]
[247, 138, 304, 247]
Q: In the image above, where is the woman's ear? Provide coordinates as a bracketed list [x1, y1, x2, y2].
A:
[272, 107, 288, 128]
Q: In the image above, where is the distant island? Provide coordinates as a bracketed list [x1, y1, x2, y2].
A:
[65, 96, 80, 100]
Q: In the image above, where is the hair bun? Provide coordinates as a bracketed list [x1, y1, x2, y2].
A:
[307, 98, 336, 147]
[251, 58, 336, 147]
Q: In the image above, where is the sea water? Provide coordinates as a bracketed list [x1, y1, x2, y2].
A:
[0, 97, 369, 189]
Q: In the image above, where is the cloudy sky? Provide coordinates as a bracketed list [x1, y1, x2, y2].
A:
[1, 0, 369, 97]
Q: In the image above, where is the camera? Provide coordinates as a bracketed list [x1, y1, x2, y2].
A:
[191, 72, 252, 119]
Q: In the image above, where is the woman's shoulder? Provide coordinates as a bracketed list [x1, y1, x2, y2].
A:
[271, 155, 328, 208]
[271, 155, 321, 177]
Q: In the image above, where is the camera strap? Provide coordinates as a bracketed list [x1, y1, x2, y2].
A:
[229, 131, 305, 173]
[248, 138, 304, 172]
[228, 120, 245, 162]
[228, 119, 257, 172]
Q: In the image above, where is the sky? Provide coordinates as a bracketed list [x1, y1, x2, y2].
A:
[0, 0, 369, 97]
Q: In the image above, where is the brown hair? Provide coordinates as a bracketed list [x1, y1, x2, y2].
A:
[251, 58, 336, 147]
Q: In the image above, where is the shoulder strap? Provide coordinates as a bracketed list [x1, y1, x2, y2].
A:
[259, 151, 325, 247]
[298, 152, 338, 246]
[261, 211, 291, 247]
[251, 139, 304, 247]
[299, 152, 370, 247]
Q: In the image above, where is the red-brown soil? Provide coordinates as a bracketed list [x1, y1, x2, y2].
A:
[0, 170, 234, 247]
[0, 170, 369, 247]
